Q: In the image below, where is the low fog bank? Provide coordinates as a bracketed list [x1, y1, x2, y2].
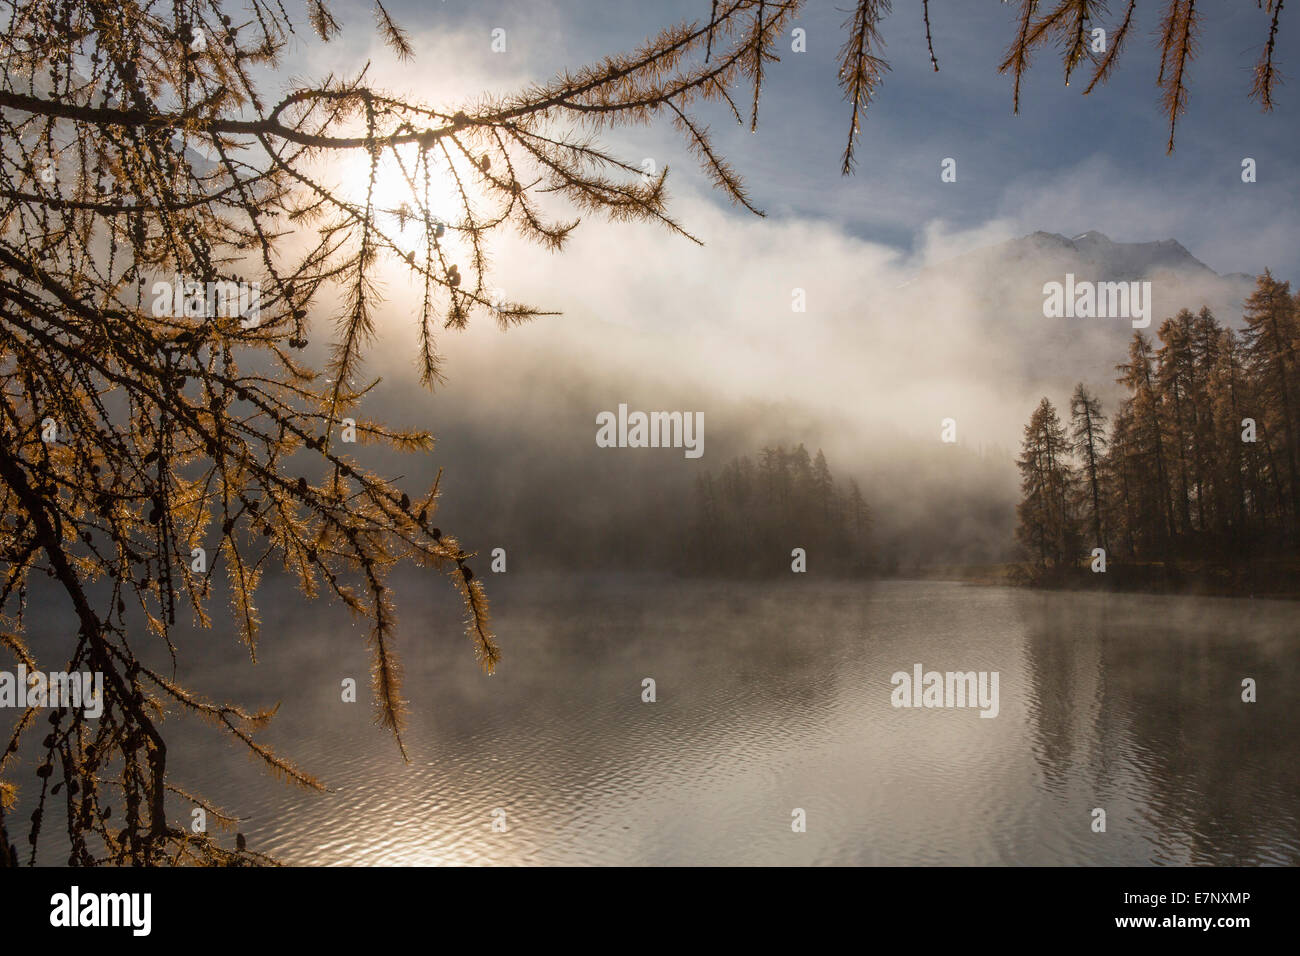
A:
[371, 361, 1021, 574]
[296, 203, 1257, 575]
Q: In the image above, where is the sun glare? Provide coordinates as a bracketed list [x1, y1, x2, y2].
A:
[332, 147, 463, 243]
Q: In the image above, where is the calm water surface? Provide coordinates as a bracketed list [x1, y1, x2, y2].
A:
[14, 577, 1300, 865]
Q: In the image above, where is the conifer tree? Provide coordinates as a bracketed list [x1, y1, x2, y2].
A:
[1105, 402, 1141, 557]
[1069, 382, 1108, 553]
[1157, 311, 1200, 538]
[1015, 397, 1077, 568]
[1189, 307, 1226, 537]
[1241, 272, 1300, 540]
[1211, 327, 1254, 552]
[812, 449, 835, 523]
[846, 477, 871, 539]
[1117, 331, 1175, 554]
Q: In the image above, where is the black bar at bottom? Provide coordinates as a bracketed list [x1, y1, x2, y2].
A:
[0, 865, 1289, 944]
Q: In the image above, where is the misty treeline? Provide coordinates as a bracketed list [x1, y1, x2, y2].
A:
[688, 444, 871, 575]
[1016, 272, 1300, 577]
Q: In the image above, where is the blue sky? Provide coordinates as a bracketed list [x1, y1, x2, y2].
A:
[322, 0, 1300, 276]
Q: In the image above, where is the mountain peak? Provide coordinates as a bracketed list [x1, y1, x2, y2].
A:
[1009, 230, 1214, 277]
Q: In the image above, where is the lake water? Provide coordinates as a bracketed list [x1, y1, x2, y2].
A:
[11, 577, 1300, 865]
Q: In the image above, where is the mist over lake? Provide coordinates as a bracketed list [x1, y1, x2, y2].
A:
[14, 574, 1291, 866]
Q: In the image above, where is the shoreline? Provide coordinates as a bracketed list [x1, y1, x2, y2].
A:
[904, 561, 1300, 601]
